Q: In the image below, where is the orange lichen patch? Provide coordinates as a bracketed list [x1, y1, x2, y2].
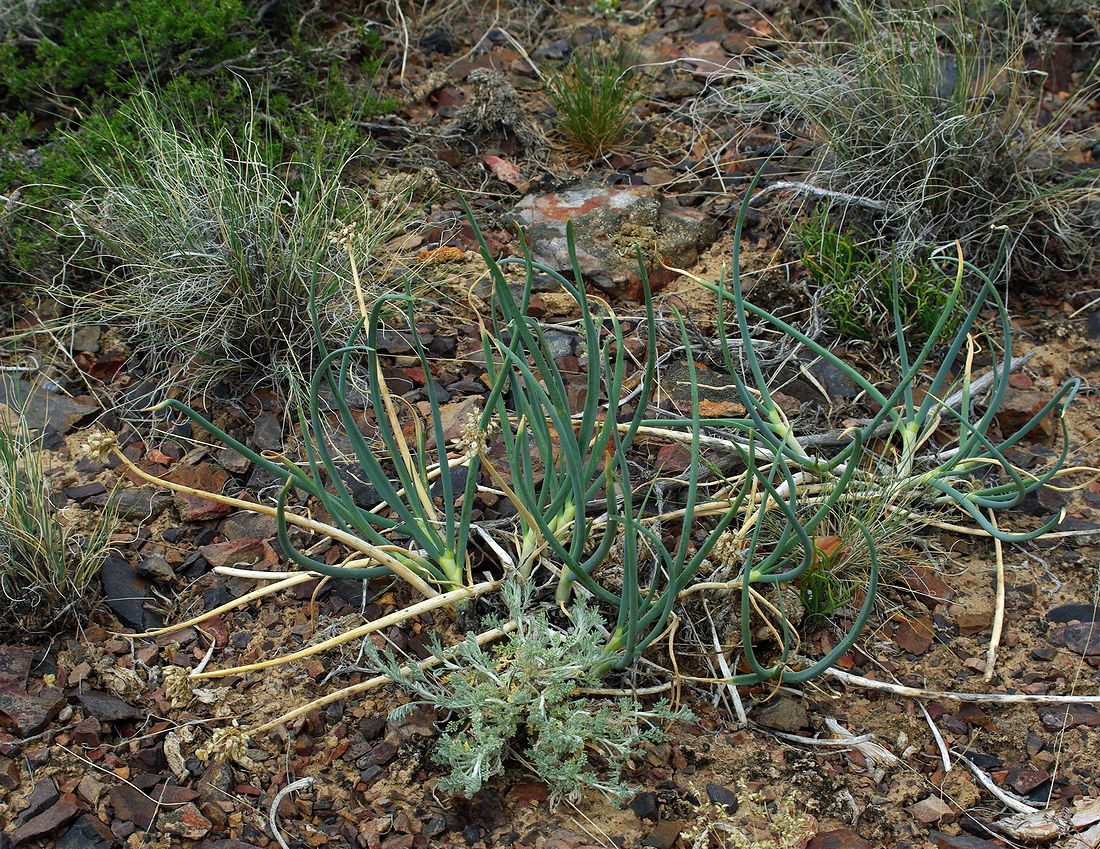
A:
[417, 246, 466, 264]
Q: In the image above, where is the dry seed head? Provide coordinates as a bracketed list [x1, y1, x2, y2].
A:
[328, 222, 361, 250]
[454, 407, 497, 458]
[162, 666, 193, 708]
[197, 724, 249, 764]
[710, 530, 742, 570]
[78, 429, 118, 464]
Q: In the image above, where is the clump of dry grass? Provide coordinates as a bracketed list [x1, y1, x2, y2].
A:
[731, 0, 1099, 277]
[61, 89, 422, 391]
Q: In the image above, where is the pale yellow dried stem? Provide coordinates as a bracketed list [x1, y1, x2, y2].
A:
[138, 573, 316, 638]
[110, 447, 439, 599]
[191, 580, 499, 680]
[984, 509, 1005, 682]
[250, 621, 518, 735]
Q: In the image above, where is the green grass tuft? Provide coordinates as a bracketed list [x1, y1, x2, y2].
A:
[546, 43, 640, 159]
[798, 211, 963, 343]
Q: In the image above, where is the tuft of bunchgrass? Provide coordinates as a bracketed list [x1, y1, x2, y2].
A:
[546, 43, 640, 159]
[0, 395, 116, 638]
[60, 89, 420, 393]
[732, 0, 1100, 276]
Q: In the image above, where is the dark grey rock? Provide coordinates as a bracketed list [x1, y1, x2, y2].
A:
[15, 778, 58, 825]
[706, 783, 738, 812]
[54, 815, 114, 849]
[87, 487, 170, 521]
[135, 555, 175, 584]
[100, 557, 160, 631]
[629, 790, 659, 820]
[250, 412, 283, 452]
[78, 690, 143, 723]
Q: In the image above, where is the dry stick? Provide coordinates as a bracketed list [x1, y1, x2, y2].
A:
[824, 717, 900, 769]
[985, 509, 1006, 682]
[919, 702, 952, 773]
[250, 622, 518, 735]
[955, 753, 1038, 814]
[767, 729, 875, 748]
[704, 601, 747, 726]
[111, 447, 439, 599]
[140, 574, 316, 638]
[822, 667, 1100, 704]
[191, 580, 499, 680]
[270, 776, 315, 849]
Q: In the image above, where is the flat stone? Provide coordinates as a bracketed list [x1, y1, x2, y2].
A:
[506, 186, 718, 297]
[250, 412, 283, 452]
[78, 690, 142, 723]
[0, 647, 65, 736]
[166, 463, 232, 521]
[157, 802, 212, 840]
[110, 784, 159, 830]
[199, 538, 265, 569]
[87, 486, 170, 521]
[909, 795, 954, 824]
[10, 800, 80, 846]
[55, 814, 114, 849]
[1049, 623, 1100, 656]
[705, 783, 738, 813]
[135, 554, 176, 584]
[221, 512, 278, 541]
[1046, 604, 1100, 623]
[994, 389, 1055, 437]
[629, 791, 659, 820]
[197, 762, 234, 797]
[754, 696, 809, 733]
[1041, 704, 1100, 729]
[898, 564, 953, 608]
[641, 820, 684, 849]
[100, 557, 159, 631]
[15, 778, 58, 825]
[806, 829, 873, 849]
[1007, 767, 1050, 795]
[894, 616, 935, 654]
[0, 378, 96, 435]
[76, 774, 106, 805]
[64, 482, 107, 502]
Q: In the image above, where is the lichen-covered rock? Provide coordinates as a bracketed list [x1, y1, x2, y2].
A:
[505, 185, 718, 298]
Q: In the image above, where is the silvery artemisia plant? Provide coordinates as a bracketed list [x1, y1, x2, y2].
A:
[369, 580, 691, 801]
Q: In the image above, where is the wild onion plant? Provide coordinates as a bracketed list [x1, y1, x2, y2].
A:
[116, 169, 1078, 787]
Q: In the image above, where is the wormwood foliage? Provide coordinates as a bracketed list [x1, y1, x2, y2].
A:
[370, 583, 691, 801]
